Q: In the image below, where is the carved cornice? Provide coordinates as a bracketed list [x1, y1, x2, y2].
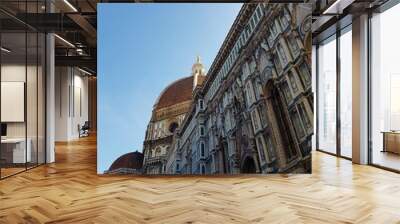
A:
[143, 135, 173, 148]
[152, 100, 191, 122]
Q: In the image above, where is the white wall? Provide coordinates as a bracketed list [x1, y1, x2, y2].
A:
[72, 73, 89, 138]
[55, 67, 70, 141]
[55, 67, 89, 141]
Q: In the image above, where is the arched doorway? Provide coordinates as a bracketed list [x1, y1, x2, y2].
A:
[263, 80, 298, 161]
[241, 157, 256, 173]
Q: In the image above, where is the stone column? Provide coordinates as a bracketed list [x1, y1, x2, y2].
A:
[249, 137, 261, 173]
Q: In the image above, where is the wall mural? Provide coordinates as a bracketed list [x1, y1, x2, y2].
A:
[99, 3, 313, 175]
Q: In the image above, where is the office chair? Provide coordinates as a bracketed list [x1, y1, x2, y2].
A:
[79, 121, 90, 138]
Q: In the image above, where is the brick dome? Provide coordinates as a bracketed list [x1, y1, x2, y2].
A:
[154, 75, 206, 110]
[109, 151, 144, 171]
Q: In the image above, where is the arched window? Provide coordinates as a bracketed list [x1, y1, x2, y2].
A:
[169, 122, 178, 133]
[200, 142, 205, 158]
[155, 147, 161, 156]
[199, 126, 205, 136]
[199, 99, 204, 110]
[288, 71, 299, 94]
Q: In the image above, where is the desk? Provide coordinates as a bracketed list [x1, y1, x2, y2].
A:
[1, 138, 31, 163]
[382, 131, 400, 154]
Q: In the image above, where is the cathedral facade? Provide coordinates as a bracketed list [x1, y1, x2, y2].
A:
[142, 57, 206, 174]
[146, 3, 313, 175]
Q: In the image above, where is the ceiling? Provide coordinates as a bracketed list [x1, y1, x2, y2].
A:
[311, 0, 390, 43]
[1, 0, 394, 75]
[0, 0, 98, 74]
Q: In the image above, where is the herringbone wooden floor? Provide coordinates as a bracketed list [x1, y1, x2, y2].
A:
[1, 135, 400, 224]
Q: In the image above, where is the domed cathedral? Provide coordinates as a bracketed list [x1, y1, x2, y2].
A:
[142, 57, 206, 174]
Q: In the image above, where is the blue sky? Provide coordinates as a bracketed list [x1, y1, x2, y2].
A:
[98, 3, 242, 173]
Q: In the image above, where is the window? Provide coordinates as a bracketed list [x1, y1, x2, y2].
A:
[253, 79, 263, 100]
[290, 108, 306, 139]
[169, 122, 178, 133]
[176, 163, 180, 171]
[288, 72, 299, 95]
[224, 112, 231, 131]
[200, 126, 205, 136]
[200, 142, 205, 158]
[251, 110, 262, 133]
[287, 33, 300, 57]
[258, 105, 268, 127]
[199, 99, 204, 110]
[281, 81, 293, 104]
[230, 110, 236, 129]
[317, 35, 337, 154]
[340, 27, 352, 158]
[273, 57, 282, 76]
[298, 62, 311, 88]
[370, 4, 400, 171]
[298, 102, 312, 131]
[280, 11, 289, 29]
[282, 8, 291, 25]
[315, 25, 353, 160]
[277, 43, 288, 66]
